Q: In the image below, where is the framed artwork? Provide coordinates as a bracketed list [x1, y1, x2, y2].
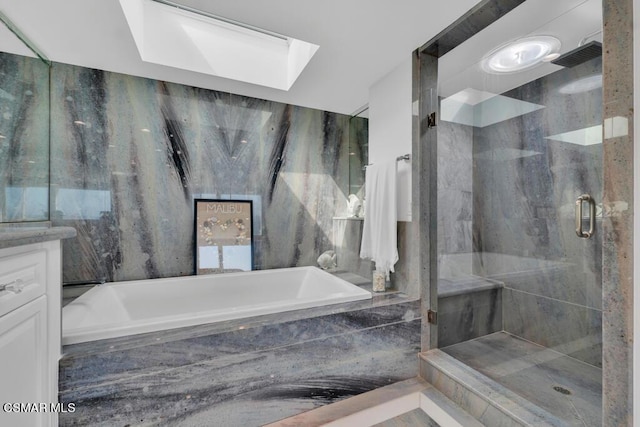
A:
[194, 199, 254, 274]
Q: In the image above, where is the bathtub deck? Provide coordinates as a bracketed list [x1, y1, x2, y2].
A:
[59, 284, 420, 426]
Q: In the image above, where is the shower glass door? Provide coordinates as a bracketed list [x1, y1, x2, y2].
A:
[434, 0, 602, 423]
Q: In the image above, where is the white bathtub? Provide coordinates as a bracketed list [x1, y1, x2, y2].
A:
[62, 266, 371, 345]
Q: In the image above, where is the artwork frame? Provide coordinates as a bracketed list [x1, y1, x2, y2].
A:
[194, 198, 254, 275]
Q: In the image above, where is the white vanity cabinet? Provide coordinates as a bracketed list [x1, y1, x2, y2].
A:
[0, 295, 48, 427]
[0, 229, 74, 427]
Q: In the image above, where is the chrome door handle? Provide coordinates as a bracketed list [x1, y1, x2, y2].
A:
[575, 194, 595, 238]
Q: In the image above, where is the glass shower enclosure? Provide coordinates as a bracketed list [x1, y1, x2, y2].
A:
[429, 0, 603, 424]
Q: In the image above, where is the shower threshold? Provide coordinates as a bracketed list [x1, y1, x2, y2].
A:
[266, 377, 481, 427]
[440, 332, 602, 426]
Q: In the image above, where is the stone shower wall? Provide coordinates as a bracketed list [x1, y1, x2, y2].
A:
[437, 120, 473, 259]
[50, 63, 354, 284]
[472, 57, 603, 366]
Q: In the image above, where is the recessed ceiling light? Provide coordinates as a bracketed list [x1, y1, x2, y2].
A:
[482, 36, 561, 74]
[558, 74, 602, 94]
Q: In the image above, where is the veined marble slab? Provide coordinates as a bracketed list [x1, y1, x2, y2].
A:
[59, 300, 420, 426]
[49, 63, 357, 284]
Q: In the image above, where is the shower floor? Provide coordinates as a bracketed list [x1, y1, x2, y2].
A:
[441, 331, 602, 426]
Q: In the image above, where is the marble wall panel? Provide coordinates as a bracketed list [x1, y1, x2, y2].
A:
[437, 120, 473, 193]
[473, 57, 602, 265]
[488, 259, 600, 311]
[437, 120, 473, 257]
[433, 57, 603, 356]
[0, 52, 49, 222]
[466, 57, 603, 363]
[502, 288, 602, 367]
[438, 189, 472, 256]
[50, 63, 352, 283]
[438, 288, 502, 348]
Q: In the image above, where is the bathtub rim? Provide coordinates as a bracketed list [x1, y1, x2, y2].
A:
[62, 266, 372, 345]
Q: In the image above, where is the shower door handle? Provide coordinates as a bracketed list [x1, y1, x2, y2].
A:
[575, 194, 595, 238]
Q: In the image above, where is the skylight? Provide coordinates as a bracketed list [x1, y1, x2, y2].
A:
[441, 88, 545, 128]
[119, 0, 319, 91]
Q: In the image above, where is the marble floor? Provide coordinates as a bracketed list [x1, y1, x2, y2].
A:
[442, 331, 602, 426]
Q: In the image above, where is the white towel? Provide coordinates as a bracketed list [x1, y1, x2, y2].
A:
[359, 160, 398, 278]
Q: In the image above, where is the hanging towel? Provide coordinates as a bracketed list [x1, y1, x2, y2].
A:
[359, 160, 398, 278]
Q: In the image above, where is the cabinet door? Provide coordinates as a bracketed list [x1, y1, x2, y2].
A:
[0, 296, 48, 427]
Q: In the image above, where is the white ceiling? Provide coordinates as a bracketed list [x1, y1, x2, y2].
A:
[0, 0, 481, 115]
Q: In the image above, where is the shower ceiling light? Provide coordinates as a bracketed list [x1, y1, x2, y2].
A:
[482, 36, 561, 74]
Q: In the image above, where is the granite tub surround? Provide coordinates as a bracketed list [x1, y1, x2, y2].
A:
[50, 63, 352, 284]
[59, 299, 420, 426]
[0, 51, 50, 223]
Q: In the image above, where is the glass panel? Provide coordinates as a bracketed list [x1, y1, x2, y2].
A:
[0, 15, 50, 222]
[435, 0, 602, 423]
[348, 109, 368, 201]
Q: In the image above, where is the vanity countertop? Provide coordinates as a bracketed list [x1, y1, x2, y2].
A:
[0, 225, 76, 249]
